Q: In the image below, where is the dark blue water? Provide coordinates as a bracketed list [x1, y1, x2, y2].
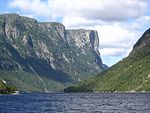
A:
[0, 93, 150, 113]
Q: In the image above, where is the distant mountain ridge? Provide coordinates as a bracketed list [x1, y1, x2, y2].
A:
[64, 28, 150, 92]
[0, 13, 107, 92]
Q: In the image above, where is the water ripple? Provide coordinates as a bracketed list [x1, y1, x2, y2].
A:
[0, 93, 150, 113]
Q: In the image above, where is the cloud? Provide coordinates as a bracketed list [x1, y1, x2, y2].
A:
[8, 0, 149, 22]
[95, 23, 139, 56]
[96, 15, 150, 66]
[100, 48, 128, 57]
[8, 0, 50, 18]
[52, 0, 148, 21]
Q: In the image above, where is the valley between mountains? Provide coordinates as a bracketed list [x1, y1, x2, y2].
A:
[0, 13, 150, 93]
[65, 28, 150, 92]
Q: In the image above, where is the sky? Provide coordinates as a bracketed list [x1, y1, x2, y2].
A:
[0, 0, 150, 66]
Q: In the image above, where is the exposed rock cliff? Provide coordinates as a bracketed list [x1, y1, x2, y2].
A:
[133, 28, 150, 50]
[0, 13, 107, 92]
[64, 28, 150, 92]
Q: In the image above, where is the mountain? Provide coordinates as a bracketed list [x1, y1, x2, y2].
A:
[0, 13, 106, 92]
[64, 28, 150, 92]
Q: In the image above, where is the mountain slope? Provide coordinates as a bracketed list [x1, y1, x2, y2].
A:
[0, 13, 106, 92]
[0, 78, 17, 94]
[64, 28, 150, 92]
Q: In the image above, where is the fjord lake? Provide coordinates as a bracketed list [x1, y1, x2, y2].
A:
[0, 93, 150, 113]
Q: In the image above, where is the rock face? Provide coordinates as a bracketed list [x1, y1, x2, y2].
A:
[64, 28, 150, 92]
[0, 13, 107, 92]
[133, 28, 150, 50]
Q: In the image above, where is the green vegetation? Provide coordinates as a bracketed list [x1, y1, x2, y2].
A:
[64, 29, 150, 92]
[0, 70, 65, 92]
[0, 13, 106, 92]
[0, 79, 17, 94]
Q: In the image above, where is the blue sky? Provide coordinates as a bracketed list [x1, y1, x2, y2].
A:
[0, 0, 150, 66]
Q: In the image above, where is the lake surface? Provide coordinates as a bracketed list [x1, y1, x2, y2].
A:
[0, 93, 150, 113]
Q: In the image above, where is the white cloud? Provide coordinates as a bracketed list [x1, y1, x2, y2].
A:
[100, 48, 127, 56]
[95, 24, 139, 55]
[7, 0, 150, 66]
[8, 0, 50, 17]
[8, 0, 149, 22]
[50, 0, 148, 20]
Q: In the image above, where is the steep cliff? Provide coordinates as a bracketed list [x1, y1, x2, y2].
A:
[0, 13, 106, 92]
[64, 28, 150, 92]
[133, 28, 150, 50]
